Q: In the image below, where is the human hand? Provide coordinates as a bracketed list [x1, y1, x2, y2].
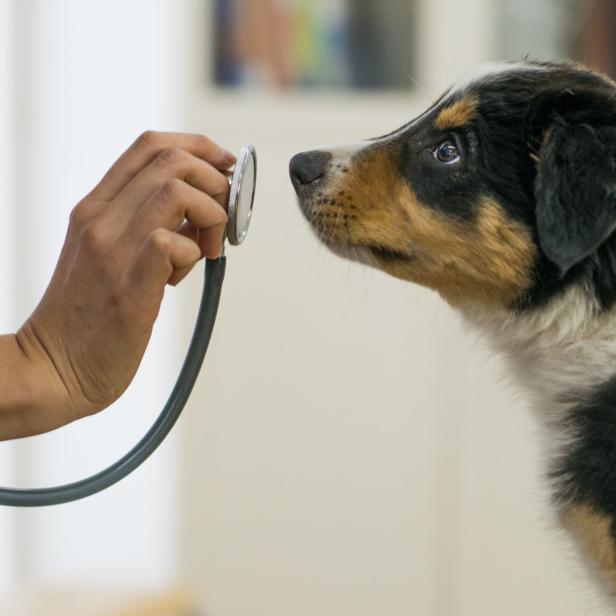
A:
[11, 132, 235, 436]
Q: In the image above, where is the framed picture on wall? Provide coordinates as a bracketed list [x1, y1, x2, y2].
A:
[211, 0, 418, 91]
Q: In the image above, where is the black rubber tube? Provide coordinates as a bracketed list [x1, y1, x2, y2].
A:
[0, 257, 226, 507]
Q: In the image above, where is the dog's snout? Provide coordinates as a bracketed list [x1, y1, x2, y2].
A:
[289, 151, 332, 192]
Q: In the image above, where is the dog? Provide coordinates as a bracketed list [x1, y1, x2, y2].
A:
[289, 60, 616, 600]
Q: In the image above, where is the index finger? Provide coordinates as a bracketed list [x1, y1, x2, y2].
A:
[90, 131, 236, 201]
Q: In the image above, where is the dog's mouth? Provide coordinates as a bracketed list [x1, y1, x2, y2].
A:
[299, 198, 416, 265]
[369, 245, 414, 263]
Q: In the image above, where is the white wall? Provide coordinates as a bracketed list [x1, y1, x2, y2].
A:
[179, 1, 600, 615]
[1, 0, 192, 591]
[0, 0, 18, 592]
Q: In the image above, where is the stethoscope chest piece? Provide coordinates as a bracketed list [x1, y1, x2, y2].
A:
[227, 144, 257, 246]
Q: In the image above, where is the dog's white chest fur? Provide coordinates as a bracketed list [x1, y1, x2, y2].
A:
[463, 287, 616, 412]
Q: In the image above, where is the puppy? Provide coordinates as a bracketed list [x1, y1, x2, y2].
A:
[289, 60, 616, 599]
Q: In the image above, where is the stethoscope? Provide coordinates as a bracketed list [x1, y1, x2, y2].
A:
[0, 144, 257, 507]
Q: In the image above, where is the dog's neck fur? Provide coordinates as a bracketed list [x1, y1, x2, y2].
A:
[463, 288, 614, 410]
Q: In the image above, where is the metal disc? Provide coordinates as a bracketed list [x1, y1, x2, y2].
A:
[227, 144, 257, 246]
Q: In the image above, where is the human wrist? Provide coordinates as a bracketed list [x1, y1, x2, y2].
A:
[0, 326, 76, 440]
[0, 333, 46, 439]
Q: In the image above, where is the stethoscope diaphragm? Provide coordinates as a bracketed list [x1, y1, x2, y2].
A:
[227, 144, 256, 246]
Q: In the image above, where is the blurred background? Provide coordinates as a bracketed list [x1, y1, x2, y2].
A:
[0, 1, 615, 615]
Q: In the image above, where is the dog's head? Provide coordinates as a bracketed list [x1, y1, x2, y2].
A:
[290, 61, 616, 311]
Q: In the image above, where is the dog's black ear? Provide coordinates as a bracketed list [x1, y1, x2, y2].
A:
[530, 88, 616, 276]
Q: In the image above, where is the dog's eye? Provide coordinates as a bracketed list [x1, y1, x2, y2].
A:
[433, 140, 460, 164]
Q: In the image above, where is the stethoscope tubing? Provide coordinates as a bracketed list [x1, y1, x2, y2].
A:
[0, 257, 226, 507]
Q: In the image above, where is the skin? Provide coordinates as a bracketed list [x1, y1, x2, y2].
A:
[0, 131, 235, 440]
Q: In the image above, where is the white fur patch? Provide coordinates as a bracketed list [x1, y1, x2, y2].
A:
[311, 141, 371, 186]
[462, 287, 612, 404]
[316, 140, 370, 163]
[461, 286, 616, 472]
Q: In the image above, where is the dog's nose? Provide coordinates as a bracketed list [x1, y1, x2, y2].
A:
[289, 151, 331, 191]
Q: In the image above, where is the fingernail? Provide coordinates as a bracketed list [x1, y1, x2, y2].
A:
[221, 148, 236, 164]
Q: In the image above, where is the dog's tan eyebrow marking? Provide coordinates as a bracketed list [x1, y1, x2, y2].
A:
[435, 96, 478, 130]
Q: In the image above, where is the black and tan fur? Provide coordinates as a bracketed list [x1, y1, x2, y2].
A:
[289, 60, 616, 601]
